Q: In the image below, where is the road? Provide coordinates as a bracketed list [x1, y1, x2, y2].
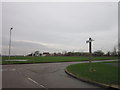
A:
[2, 60, 119, 89]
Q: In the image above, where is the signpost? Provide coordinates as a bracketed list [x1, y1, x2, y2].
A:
[86, 37, 94, 72]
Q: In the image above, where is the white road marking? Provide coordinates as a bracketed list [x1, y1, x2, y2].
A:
[27, 77, 46, 88]
[0, 69, 7, 72]
[1, 68, 16, 71]
[10, 69, 16, 71]
[0, 69, 8, 72]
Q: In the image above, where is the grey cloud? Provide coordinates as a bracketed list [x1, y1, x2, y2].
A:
[2, 2, 118, 55]
[2, 39, 57, 55]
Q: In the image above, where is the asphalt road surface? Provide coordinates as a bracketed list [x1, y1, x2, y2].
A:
[2, 60, 118, 89]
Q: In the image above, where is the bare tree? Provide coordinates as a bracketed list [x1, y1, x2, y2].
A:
[118, 43, 120, 56]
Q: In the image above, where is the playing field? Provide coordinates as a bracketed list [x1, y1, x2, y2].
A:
[2, 56, 119, 64]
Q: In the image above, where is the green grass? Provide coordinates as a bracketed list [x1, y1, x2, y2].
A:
[66, 61, 120, 86]
[1, 56, 119, 64]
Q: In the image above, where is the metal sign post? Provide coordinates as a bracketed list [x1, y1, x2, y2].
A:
[86, 37, 94, 72]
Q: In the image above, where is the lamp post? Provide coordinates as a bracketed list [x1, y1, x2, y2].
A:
[8, 28, 13, 60]
[86, 37, 94, 72]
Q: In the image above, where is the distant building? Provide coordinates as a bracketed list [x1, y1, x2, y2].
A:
[42, 52, 50, 56]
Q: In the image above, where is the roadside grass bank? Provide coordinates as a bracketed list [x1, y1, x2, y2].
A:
[2, 56, 119, 64]
[66, 61, 120, 89]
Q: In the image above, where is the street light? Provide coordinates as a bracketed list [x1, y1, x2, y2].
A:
[86, 37, 94, 72]
[8, 28, 13, 60]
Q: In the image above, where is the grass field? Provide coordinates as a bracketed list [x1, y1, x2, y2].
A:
[2, 56, 119, 64]
[66, 61, 120, 87]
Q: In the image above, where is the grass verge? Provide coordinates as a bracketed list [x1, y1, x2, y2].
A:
[66, 61, 120, 88]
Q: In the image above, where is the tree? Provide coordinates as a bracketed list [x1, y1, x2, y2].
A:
[118, 43, 120, 56]
[112, 46, 117, 56]
[106, 51, 111, 56]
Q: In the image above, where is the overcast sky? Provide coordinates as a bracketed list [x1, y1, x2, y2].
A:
[2, 2, 118, 55]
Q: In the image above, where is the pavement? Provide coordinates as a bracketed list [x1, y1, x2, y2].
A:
[2, 59, 119, 89]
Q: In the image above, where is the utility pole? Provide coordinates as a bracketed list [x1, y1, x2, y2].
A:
[8, 28, 13, 60]
[86, 37, 94, 72]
